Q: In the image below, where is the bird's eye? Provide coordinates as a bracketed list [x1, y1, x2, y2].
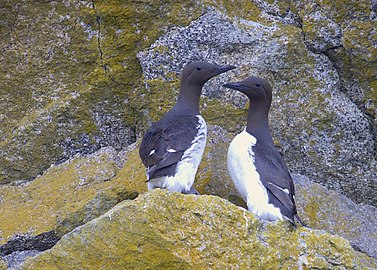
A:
[255, 84, 261, 87]
[196, 67, 202, 71]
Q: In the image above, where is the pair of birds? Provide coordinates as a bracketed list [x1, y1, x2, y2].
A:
[139, 61, 302, 226]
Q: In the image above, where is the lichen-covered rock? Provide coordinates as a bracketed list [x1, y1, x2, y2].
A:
[0, 146, 145, 247]
[0, 0, 206, 185]
[294, 174, 377, 259]
[1, 0, 376, 267]
[20, 190, 376, 269]
[1, 130, 376, 267]
[137, 7, 376, 206]
[195, 126, 239, 198]
[3, 125, 376, 265]
[1, 1, 375, 206]
[0, 259, 6, 270]
[2, 250, 41, 270]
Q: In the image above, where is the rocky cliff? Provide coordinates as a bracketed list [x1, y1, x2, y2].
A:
[1, 0, 376, 269]
[16, 190, 377, 269]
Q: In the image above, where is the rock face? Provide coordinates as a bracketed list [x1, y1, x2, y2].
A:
[293, 174, 377, 259]
[1, 131, 376, 268]
[1, 0, 375, 205]
[0, 0, 205, 185]
[1, 0, 376, 269]
[137, 6, 376, 206]
[19, 190, 377, 269]
[0, 146, 145, 247]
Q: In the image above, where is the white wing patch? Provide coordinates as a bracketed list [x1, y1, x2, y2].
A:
[268, 182, 290, 194]
[148, 149, 156, 156]
[147, 115, 207, 193]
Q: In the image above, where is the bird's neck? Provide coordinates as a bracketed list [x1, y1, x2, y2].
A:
[245, 101, 273, 144]
[174, 83, 202, 114]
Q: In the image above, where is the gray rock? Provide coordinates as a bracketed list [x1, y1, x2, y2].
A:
[137, 8, 376, 206]
[294, 174, 377, 259]
[2, 250, 41, 270]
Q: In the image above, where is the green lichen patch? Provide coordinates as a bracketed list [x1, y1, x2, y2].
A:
[311, 0, 371, 23]
[1, 0, 206, 185]
[206, 0, 261, 22]
[0, 259, 6, 270]
[343, 20, 377, 62]
[303, 231, 358, 269]
[294, 175, 376, 260]
[21, 190, 370, 269]
[0, 146, 146, 246]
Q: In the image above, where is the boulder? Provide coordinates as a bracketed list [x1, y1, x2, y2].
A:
[20, 190, 376, 269]
[1, 126, 376, 268]
[294, 174, 377, 259]
[0, 146, 145, 248]
[1, 0, 376, 268]
[1, 0, 375, 206]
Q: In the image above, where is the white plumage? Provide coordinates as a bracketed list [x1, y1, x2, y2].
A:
[227, 130, 283, 221]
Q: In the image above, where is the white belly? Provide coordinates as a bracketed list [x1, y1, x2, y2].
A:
[148, 115, 207, 193]
[227, 130, 282, 221]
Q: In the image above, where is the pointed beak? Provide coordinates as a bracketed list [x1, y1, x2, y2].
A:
[223, 82, 250, 92]
[214, 65, 236, 75]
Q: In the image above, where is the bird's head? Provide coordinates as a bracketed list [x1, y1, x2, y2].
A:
[181, 61, 236, 88]
[223, 76, 272, 104]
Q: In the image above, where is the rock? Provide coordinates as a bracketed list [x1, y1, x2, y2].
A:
[195, 126, 240, 200]
[0, 0, 206, 185]
[1, 1, 375, 206]
[20, 190, 376, 269]
[0, 259, 6, 270]
[2, 127, 376, 265]
[2, 250, 41, 270]
[0, 232, 58, 258]
[1, 0, 376, 267]
[0, 146, 145, 247]
[294, 174, 377, 259]
[137, 7, 376, 206]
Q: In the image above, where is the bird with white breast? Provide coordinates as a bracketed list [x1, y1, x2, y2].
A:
[224, 76, 303, 225]
[139, 61, 235, 194]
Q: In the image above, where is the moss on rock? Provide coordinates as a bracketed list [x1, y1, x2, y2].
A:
[20, 190, 375, 269]
[0, 0, 206, 185]
[0, 146, 145, 246]
[294, 174, 377, 259]
[0, 259, 6, 270]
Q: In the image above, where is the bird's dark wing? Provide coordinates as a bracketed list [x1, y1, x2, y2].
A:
[252, 141, 297, 222]
[139, 113, 201, 180]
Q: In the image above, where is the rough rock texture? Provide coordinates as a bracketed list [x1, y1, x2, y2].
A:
[2, 251, 41, 270]
[1, 0, 375, 206]
[0, 145, 145, 247]
[1, 0, 376, 269]
[0, 259, 6, 270]
[19, 190, 377, 269]
[137, 6, 376, 206]
[2, 128, 376, 268]
[294, 174, 377, 259]
[0, 0, 206, 185]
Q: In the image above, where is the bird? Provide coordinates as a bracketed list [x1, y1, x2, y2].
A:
[223, 76, 303, 225]
[139, 61, 236, 194]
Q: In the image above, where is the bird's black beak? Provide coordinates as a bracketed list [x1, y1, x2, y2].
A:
[214, 65, 236, 75]
[223, 82, 250, 92]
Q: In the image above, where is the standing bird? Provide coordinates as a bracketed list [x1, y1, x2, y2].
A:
[223, 76, 302, 225]
[139, 61, 236, 194]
